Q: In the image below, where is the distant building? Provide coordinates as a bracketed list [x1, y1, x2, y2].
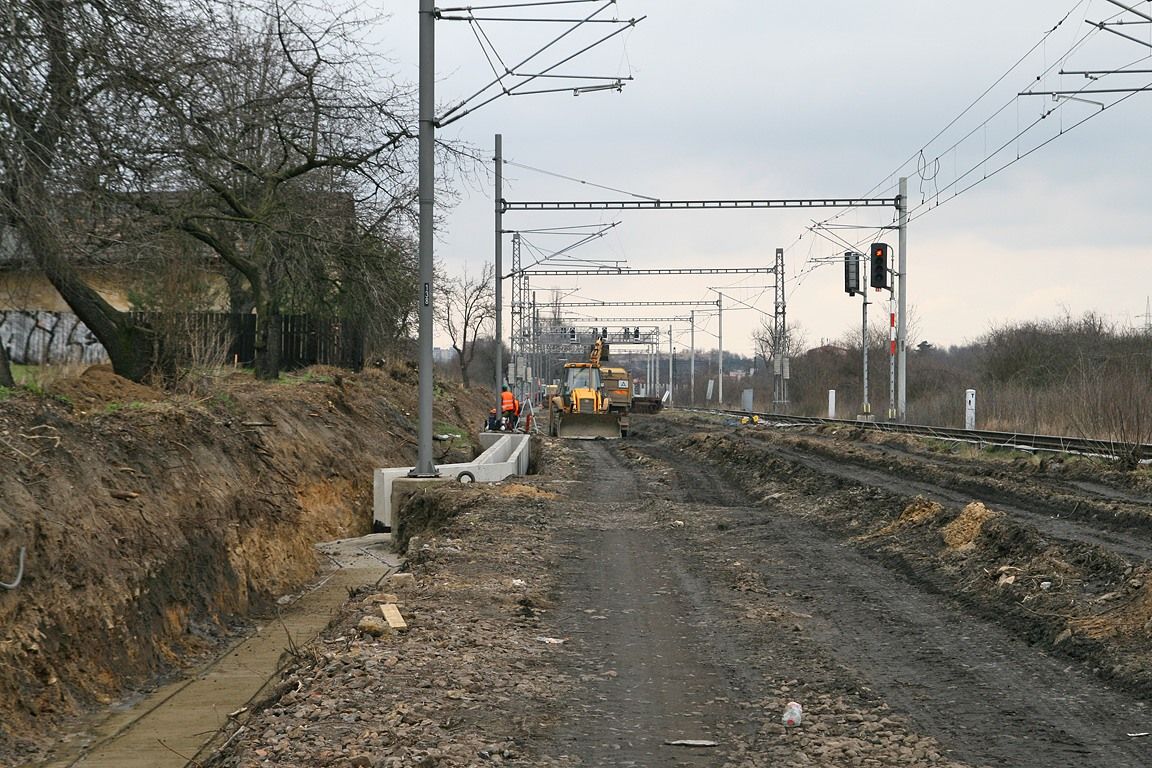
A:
[806, 344, 852, 358]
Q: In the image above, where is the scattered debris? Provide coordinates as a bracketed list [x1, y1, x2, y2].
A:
[386, 572, 418, 591]
[356, 615, 390, 637]
[664, 739, 719, 747]
[782, 701, 804, 727]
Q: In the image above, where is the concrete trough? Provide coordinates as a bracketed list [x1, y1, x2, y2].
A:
[373, 432, 532, 532]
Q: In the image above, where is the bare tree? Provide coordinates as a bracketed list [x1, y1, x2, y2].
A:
[0, 0, 172, 381]
[120, 0, 435, 378]
[752, 315, 807, 366]
[435, 263, 495, 388]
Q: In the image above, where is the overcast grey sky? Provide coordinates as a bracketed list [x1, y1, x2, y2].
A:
[378, 1, 1152, 356]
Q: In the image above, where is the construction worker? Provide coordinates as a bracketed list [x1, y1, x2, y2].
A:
[485, 408, 499, 431]
[500, 386, 517, 430]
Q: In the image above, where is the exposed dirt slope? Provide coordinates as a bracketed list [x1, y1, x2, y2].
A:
[0, 363, 490, 765]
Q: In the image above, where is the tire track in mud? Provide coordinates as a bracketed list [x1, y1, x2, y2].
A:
[616, 424, 1152, 768]
[730, 512, 1150, 767]
[540, 441, 749, 766]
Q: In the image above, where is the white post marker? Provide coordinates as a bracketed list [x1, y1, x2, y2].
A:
[828, 389, 836, 419]
[965, 389, 977, 431]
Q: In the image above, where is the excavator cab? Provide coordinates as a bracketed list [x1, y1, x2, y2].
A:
[562, 366, 601, 410]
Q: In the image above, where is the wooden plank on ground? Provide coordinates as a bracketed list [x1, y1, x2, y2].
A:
[380, 603, 408, 631]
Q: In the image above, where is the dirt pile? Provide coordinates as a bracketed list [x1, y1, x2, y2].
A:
[0, 363, 490, 764]
[941, 501, 1001, 550]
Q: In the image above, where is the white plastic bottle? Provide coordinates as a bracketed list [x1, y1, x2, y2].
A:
[782, 701, 803, 727]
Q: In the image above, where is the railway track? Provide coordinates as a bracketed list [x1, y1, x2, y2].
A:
[686, 407, 1152, 463]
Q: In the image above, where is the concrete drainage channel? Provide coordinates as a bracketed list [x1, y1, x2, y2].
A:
[45, 536, 401, 768]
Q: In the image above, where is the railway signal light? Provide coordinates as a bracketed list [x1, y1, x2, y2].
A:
[633, 327, 640, 339]
[869, 243, 890, 290]
[568, 327, 576, 341]
[601, 327, 608, 339]
[844, 251, 861, 296]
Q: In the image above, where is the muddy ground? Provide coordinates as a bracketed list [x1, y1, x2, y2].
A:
[6, 391, 1152, 766]
[196, 411, 1152, 767]
[0, 363, 492, 767]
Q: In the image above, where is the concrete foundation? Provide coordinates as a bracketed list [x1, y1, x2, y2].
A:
[373, 433, 532, 532]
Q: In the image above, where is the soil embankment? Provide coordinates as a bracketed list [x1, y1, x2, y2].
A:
[0, 363, 489, 765]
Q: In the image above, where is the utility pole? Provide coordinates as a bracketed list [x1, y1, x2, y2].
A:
[773, 246, 788, 411]
[888, 292, 896, 420]
[645, 345, 651, 395]
[861, 282, 871, 418]
[690, 310, 696, 405]
[531, 290, 538, 401]
[897, 176, 908, 422]
[717, 292, 724, 405]
[413, 7, 640, 474]
[668, 324, 673, 406]
[412, 0, 436, 477]
[655, 335, 661, 391]
[494, 134, 503, 402]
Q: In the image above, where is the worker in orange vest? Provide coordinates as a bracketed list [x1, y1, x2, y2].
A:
[500, 386, 518, 430]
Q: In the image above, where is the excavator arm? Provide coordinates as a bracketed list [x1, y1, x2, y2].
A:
[588, 337, 604, 367]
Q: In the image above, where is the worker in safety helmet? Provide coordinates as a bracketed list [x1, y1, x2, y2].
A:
[485, 408, 500, 431]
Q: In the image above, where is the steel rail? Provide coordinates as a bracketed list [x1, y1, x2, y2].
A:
[682, 408, 1152, 462]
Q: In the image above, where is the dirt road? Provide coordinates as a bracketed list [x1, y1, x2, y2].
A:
[201, 413, 1152, 767]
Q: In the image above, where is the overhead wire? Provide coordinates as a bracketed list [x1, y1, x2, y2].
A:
[809, 0, 1095, 237]
[908, 75, 1152, 226]
[794, 0, 1152, 294]
[439, 1, 632, 126]
[468, 15, 511, 85]
[503, 158, 658, 200]
[764, 1, 1152, 347]
[905, 7, 1147, 221]
[498, 2, 1148, 345]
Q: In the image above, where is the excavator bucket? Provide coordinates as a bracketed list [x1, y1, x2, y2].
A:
[555, 412, 622, 439]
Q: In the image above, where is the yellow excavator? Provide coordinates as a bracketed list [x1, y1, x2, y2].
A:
[549, 338, 628, 439]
